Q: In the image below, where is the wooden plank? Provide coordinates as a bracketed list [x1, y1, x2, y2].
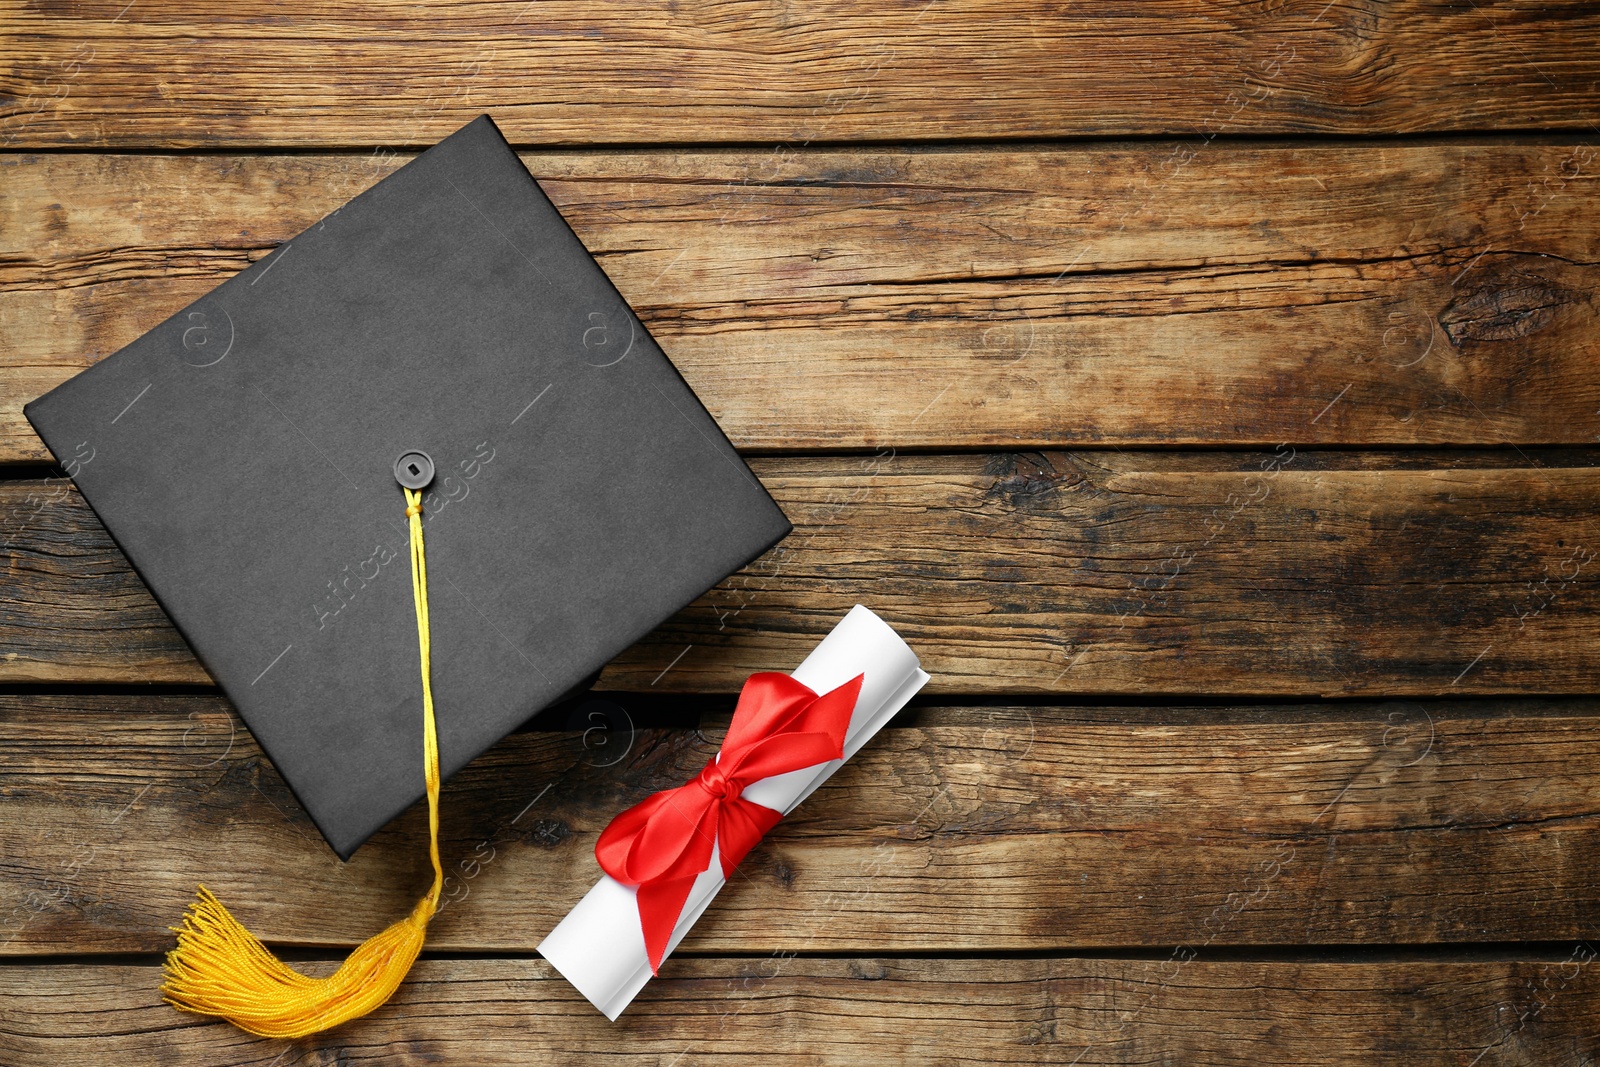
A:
[5, 696, 1600, 954]
[1, 454, 1597, 694]
[3, 2, 1599, 148]
[4, 955, 1598, 1065]
[4, 144, 1599, 458]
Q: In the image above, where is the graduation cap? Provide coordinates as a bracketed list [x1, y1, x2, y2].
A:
[23, 115, 790, 1035]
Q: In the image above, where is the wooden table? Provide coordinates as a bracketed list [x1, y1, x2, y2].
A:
[4, 3, 1599, 1063]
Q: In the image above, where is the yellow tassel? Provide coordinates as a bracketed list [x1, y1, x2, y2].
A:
[162, 487, 445, 1038]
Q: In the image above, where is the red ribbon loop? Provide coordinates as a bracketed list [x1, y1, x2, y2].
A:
[595, 670, 864, 974]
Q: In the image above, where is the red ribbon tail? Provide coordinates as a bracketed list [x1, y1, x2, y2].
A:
[636, 873, 701, 975]
[717, 799, 785, 879]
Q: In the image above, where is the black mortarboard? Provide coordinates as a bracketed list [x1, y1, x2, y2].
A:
[23, 115, 790, 861]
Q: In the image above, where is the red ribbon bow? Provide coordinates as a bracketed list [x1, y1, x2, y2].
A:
[595, 671, 864, 974]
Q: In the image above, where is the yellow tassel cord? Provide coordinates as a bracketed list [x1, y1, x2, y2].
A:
[161, 488, 445, 1038]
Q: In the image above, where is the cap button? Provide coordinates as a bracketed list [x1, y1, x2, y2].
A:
[394, 450, 435, 489]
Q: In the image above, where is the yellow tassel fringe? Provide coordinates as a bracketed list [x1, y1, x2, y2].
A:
[162, 487, 445, 1038]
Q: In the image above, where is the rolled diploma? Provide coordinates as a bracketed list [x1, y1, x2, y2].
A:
[538, 604, 930, 1019]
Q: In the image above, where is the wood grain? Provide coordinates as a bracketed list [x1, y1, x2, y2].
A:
[3, 1, 1599, 148]
[4, 1, 1597, 1061]
[4, 144, 1599, 459]
[4, 696, 1599, 954]
[1, 453, 1596, 695]
[4, 955, 1598, 1066]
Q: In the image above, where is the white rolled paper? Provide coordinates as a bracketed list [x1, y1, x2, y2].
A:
[538, 604, 929, 1019]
